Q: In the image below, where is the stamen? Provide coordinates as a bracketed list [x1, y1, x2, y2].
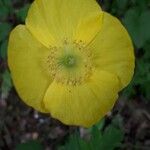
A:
[46, 40, 93, 86]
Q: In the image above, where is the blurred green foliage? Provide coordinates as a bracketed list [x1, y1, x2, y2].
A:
[59, 117, 124, 150]
[1, 69, 12, 99]
[16, 140, 44, 150]
[0, 0, 13, 21]
[0, 0, 150, 149]
[15, 4, 30, 22]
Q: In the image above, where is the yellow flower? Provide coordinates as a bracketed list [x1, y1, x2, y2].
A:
[8, 0, 135, 127]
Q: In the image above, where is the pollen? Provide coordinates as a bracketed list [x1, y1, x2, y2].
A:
[46, 40, 93, 86]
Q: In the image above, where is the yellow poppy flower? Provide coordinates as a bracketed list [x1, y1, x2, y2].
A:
[8, 0, 135, 127]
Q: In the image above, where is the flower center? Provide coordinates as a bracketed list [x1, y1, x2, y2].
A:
[60, 55, 76, 68]
[46, 40, 93, 86]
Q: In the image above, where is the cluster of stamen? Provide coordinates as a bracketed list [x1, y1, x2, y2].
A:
[46, 39, 93, 86]
[47, 46, 60, 78]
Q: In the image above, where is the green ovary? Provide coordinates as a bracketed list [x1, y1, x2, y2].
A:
[59, 55, 77, 68]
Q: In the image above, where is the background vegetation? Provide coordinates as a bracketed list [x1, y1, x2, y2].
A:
[0, 0, 150, 149]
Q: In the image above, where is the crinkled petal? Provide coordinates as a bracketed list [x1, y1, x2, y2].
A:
[26, 0, 103, 47]
[43, 70, 120, 127]
[88, 12, 135, 89]
[8, 25, 51, 112]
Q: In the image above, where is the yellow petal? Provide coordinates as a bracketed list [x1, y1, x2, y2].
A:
[26, 0, 103, 47]
[88, 12, 135, 89]
[43, 70, 120, 127]
[8, 25, 51, 113]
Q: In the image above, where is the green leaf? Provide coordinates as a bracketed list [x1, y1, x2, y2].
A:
[99, 126, 124, 150]
[123, 8, 142, 48]
[135, 0, 149, 10]
[16, 4, 30, 22]
[139, 11, 150, 43]
[123, 8, 150, 48]
[0, 40, 8, 59]
[90, 121, 124, 150]
[59, 123, 124, 150]
[94, 118, 105, 130]
[0, 23, 12, 42]
[116, 0, 128, 10]
[2, 0, 12, 7]
[0, 1, 8, 20]
[90, 126, 102, 150]
[135, 59, 150, 100]
[88, 118, 105, 133]
[123, 40, 150, 100]
[1, 70, 12, 99]
[16, 140, 44, 150]
[0, 0, 13, 20]
[122, 78, 136, 98]
[111, 0, 128, 15]
[0, 5, 9, 20]
[58, 132, 90, 150]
